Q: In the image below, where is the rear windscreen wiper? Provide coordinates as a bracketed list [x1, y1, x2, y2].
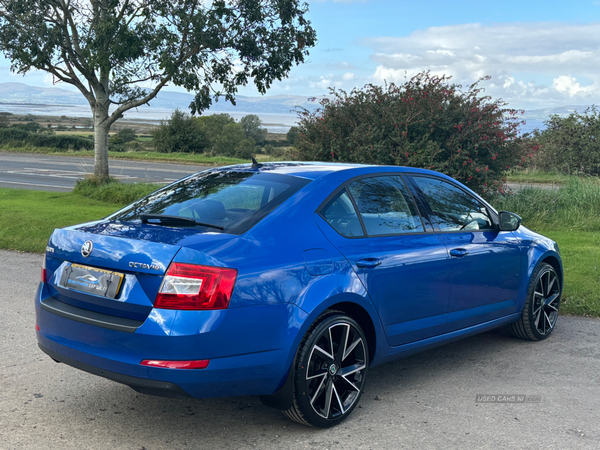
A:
[139, 214, 225, 230]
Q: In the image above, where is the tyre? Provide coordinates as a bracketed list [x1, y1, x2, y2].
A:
[283, 312, 369, 427]
[509, 262, 561, 341]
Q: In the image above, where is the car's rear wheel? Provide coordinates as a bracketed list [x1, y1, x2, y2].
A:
[509, 262, 561, 341]
[283, 312, 368, 427]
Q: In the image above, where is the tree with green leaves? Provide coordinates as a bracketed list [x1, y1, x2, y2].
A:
[152, 109, 208, 153]
[286, 125, 300, 145]
[0, 0, 316, 178]
[531, 107, 600, 175]
[240, 114, 267, 145]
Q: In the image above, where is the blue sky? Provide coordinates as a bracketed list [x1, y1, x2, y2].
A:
[2, 0, 600, 109]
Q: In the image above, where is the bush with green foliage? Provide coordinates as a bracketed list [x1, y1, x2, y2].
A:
[531, 107, 600, 176]
[115, 128, 137, 143]
[11, 121, 42, 132]
[234, 138, 256, 159]
[152, 109, 208, 153]
[294, 72, 530, 194]
[125, 140, 143, 152]
[0, 126, 93, 150]
[263, 144, 276, 155]
[108, 128, 137, 152]
[0, 127, 29, 141]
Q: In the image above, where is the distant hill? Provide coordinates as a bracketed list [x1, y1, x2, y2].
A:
[0, 82, 320, 116]
[0, 82, 85, 105]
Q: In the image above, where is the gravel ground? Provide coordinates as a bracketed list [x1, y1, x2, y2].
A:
[1, 249, 599, 450]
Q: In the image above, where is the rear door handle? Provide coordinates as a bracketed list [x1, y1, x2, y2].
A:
[356, 258, 382, 268]
[449, 248, 469, 258]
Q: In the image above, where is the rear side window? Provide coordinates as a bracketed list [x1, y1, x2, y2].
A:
[321, 189, 364, 237]
[109, 171, 310, 234]
[348, 176, 424, 236]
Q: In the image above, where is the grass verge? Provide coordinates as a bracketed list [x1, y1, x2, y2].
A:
[0, 145, 287, 165]
[0, 188, 123, 253]
[541, 230, 600, 317]
[73, 176, 160, 204]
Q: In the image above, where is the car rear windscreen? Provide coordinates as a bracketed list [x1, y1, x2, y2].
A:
[108, 170, 311, 234]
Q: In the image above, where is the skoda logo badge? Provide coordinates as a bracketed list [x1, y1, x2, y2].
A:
[81, 240, 93, 258]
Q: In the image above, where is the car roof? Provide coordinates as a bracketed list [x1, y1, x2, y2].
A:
[216, 162, 442, 181]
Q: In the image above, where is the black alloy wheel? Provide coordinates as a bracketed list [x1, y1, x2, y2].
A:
[283, 312, 368, 427]
[509, 262, 561, 341]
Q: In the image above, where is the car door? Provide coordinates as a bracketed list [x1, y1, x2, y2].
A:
[315, 174, 451, 346]
[408, 175, 522, 330]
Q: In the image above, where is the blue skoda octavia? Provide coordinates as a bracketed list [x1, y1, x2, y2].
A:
[36, 162, 562, 427]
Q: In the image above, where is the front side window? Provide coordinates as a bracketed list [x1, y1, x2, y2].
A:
[348, 176, 424, 236]
[412, 176, 494, 232]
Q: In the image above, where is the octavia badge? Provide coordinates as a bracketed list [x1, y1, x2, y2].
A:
[81, 240, 93, 257]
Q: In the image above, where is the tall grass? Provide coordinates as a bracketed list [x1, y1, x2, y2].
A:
[493, 178, 600, 232]
[73, 176, 161, 204]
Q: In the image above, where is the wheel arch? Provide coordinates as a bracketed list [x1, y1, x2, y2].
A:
[324, 301, 377, 365]
[540, 255, 563, 291]
[526, 250, 563, 293]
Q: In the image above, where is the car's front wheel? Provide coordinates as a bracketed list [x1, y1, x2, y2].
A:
[509, 262, 561, 341]
[283, 312, 368, 427]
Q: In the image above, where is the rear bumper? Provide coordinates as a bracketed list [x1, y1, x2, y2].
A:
[39, 343, 191, 398]
[35, 283, 308, 399]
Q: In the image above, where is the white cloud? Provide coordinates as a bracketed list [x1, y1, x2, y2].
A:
[552, 75, 598, 96]
[361, 22, 600, 108]
[342, 72, 355, 81]
[311, 75, 334, 90]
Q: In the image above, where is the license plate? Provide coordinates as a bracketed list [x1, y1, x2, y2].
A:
[59, 263, 124, 298]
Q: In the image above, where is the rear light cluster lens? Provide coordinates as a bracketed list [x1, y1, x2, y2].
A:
[41, 251, 47, 283]
[154, 263, 237, 310]
[140, 359, 210, 369]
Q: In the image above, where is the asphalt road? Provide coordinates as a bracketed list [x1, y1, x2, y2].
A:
[1, 249, 600, 450]
[0, 152, 208, 192]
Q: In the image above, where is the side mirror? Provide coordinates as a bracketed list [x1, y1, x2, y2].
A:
[498, 211, 522, 232]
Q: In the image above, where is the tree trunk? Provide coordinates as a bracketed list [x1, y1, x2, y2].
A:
[93, 104, 110, 179]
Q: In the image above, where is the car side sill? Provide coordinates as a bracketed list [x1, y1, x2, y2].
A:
[372, 313, 522, 367]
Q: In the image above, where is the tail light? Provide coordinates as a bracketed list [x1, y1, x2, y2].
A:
[41, 251, 47, 283]
[154, 263, 237, 310]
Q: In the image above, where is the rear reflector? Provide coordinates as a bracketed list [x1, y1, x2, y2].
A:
[154, 263, 237, 310]
[140, 359, 210, 370]
[35, 323, 40, 332]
